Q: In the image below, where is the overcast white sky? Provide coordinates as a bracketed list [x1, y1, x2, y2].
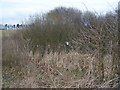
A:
[0, 0, 119, 24]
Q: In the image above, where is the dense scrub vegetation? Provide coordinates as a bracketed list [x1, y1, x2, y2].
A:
[2, 7, 120, 88]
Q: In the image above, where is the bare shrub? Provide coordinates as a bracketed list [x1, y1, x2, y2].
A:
[2, 7, 120, 88]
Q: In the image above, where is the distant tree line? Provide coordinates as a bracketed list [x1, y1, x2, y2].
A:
[0, 24, 23, 30]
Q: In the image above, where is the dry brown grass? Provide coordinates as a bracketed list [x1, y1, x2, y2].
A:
[7, 51, 119, 88]
[2, 41, 118, 88]
[2, 30, 120, 88]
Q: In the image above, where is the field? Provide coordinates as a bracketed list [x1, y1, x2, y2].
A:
[0, 30, 2, 37]
[1, 30, 119, 88]
[2, 7, 120, 88]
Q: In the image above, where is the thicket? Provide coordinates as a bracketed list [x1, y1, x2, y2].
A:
[2, 7, 120, 87]
[22, 7, 119, 81]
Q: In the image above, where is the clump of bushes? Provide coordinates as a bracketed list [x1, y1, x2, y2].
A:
[22, 7, 119, 82]
[2, 6, 120, 88]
